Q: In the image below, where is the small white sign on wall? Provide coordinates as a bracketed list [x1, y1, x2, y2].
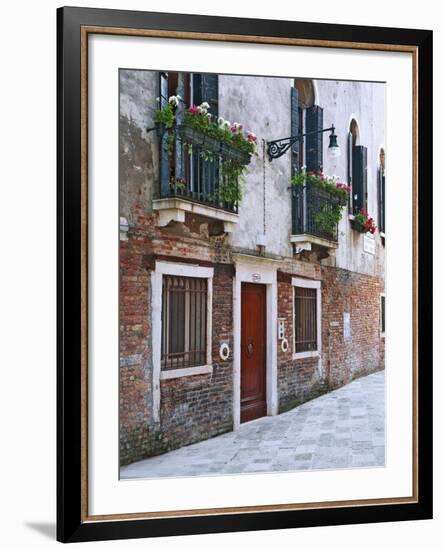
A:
[251, 273, 261, 282]
[344, 312, 351, 339]
[363, 234, 376, 255]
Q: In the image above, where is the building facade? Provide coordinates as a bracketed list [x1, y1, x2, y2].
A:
[119, 69, 386, 466]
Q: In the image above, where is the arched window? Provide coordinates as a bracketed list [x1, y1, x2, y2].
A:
[291, 79, 322, 175]
[347, 119, 359, 210]
[378, 148, 386, 235]
[348, 119, 368, 214]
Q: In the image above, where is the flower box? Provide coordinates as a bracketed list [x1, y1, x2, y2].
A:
[177, 124, 251, 165]
[177, 124, 206, 147]
[220, 142, 251, 165]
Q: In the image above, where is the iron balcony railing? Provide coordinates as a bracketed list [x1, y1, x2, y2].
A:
[291, 183, 341, 243]
[159, 124, 249, 214]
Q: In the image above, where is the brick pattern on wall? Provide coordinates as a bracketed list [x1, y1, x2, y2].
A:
[276, 267, 385, 414]
[119, 210, 385, 466]
[119, 216, 234, 465]
[277, 280, 325, 412]
[159, 363, 233, 455]
[321, 265, 385, 388]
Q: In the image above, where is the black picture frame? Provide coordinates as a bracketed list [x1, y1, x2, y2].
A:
[57, 6, 433, 543]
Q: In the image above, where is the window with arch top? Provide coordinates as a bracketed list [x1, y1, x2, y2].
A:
[348, 118, 368, 214]
[378, 148, 386, 235]
[291, 79, 323, 175]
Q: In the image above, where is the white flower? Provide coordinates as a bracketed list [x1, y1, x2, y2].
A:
[223, 120, 231, 129]
[200, 102, 210, 109]
[168, 95, 180, 106]
[217, 116, 225, 126]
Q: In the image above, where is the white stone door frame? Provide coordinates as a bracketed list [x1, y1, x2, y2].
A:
[232, 254, 279, 430]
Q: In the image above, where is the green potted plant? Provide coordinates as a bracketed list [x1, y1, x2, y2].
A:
[352, 208, 377, 234]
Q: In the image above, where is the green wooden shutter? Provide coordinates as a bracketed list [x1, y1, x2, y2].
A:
[347, 133, 353, 212]
[192, 74, 219, 199]
[291, 87, 300, 175]
[175, 73, 185, 181]
[380, 172, 386, 233]
[159, 71, 169, 196]
[352, 145, 368, 212]
[305, 105, 323, 173]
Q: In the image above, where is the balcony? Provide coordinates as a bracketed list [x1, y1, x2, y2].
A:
[153, 124, 247, 233]
[291, 183, 340, 254]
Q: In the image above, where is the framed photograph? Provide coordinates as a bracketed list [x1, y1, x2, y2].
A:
[57, 6, 433, 543]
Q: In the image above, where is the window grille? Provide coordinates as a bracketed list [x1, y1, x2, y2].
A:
[294, 286, 318, 353]
[161, 275, 208, 369]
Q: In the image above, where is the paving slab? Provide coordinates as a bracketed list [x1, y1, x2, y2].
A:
[121, 370, 385, 479]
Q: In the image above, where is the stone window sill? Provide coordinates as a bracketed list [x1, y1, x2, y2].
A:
[292, 350, 320, 360]
[160, 364, 213, 380]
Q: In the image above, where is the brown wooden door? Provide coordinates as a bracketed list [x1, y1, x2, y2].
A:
[241, 283, 267, 423]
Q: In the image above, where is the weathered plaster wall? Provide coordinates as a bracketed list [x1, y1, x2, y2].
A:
[317, 79, 386, 277]
[219, 75, 385, 276]
[219, 75, 294, 257]
[119, 69, 159, 224]
[119, 70, 386, 279]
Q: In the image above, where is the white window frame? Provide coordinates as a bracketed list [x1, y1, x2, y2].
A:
[151, 260, 213, 422]
[292, 277, 322, 360]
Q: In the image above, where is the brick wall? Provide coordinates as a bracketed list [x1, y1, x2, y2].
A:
[159, 363, 233, 455]
[154, 266, 234, 457]
[120, 211, 385, 466]
[321, 265, 385, 388]
[119, 212, 155, 465]
[120, 215, 234, 465]
[277, 278, 326, 412]
[276, 265, 385, 414]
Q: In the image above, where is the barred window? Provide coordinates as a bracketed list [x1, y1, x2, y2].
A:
[294, 286, 318, 353]
[161, 275, 208, 369]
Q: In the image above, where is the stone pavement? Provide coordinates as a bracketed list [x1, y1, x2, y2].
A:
[121, 370, 385, 480]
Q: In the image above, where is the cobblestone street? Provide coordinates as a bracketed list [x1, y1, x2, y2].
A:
[121, 370, 385, 480]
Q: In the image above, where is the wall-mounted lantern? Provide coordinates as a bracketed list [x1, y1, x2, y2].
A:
[266, 125, 340, 162]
